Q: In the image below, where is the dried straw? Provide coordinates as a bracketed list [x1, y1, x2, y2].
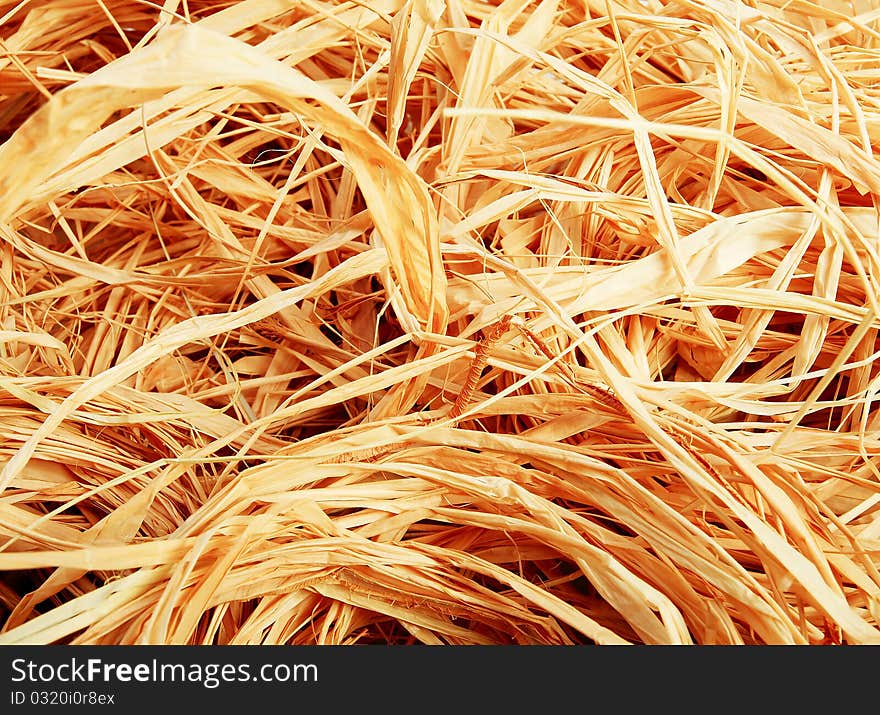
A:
[2, 0, 880, 644]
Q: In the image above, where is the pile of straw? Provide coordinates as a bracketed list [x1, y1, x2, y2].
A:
[1, 0, 880, 645]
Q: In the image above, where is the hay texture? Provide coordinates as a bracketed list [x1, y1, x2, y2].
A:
[1, 0, 880, 645]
